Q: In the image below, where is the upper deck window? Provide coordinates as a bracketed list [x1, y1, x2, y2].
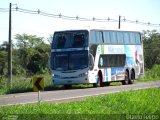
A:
[90, 31, 103, 44]
[52, 30, 88, 49]
[57, 36, 66, 48]
[117, 32, 124, 44]
[103, 31, 110, 44]
[73, 34, 85, 48]
[110, 31, 117, 44]
[123, 32, 130, 44]
[135, 33, 141, 44]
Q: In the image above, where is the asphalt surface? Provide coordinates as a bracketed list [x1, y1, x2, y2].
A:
[0, 80, 160, 107]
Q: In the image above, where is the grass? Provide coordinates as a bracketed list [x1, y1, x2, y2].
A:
[0, 73, 93, 95]
[0, 87, 160, 119]
[0, 74, 52, 95]
[138, 64, 160, 82]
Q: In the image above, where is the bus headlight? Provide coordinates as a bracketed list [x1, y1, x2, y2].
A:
[79, 72, 88, 77]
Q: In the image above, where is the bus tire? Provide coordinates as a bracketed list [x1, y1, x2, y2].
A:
[64, 85, 72, 89]
[122, 71, 129, 85]
[93, 78, 101, 87]
[106, 82, 110, 86]
[129, 70, 135, 84]
[93, 71, 103, 87]
[103, 82, 110, 86]
[93, 83, 99, 87]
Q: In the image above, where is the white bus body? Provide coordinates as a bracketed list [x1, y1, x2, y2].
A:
[50, 29, 144, 87]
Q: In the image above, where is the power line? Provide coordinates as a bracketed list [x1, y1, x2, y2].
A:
[0, 8, 9, 12]
[124, 19, 160, 27]
[15, 7, 160, 27]
[1, 6, 160, 27]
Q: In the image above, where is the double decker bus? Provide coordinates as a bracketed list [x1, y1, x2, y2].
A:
[50, 29, 144, 88]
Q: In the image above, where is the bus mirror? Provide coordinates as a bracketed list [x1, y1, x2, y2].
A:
[89, 53, 94, 70]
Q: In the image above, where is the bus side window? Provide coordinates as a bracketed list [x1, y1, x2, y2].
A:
[89, 53, 94, 70]
[110, 31, 117, 44]
[95, 31, 103, 44]
[135, 33, 141, 44]
[90, 31, 96, 44]
[123, 32, 130, 44]
[117, 32, 124, 44]
[130, 32, 136, 44]
[98, 54, 126, 68]
[116, 55, 126, 66]
[103, 31, 110, 44]
[109, 55, 115, 67]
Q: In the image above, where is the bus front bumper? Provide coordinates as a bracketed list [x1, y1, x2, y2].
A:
[52, 75, 89, 85]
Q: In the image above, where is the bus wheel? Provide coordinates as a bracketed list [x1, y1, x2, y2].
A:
[106, 82, 110, 86]
[93, 78, 101, 87]
[93, 72, 103, 87]
[129, 70, 135, 84]
[103, 82, 110, 86]
[93, 82, 99, 87]
[122, 71, 129, 85]
[64, 85, 72, 89]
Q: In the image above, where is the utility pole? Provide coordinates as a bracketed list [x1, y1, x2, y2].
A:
[118, 15, 121, 29]
[8, 3, 12, 88]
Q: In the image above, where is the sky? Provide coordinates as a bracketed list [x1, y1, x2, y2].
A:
[0, 0, 160, 44]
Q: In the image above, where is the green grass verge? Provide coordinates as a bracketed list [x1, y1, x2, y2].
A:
[138, 77, 160, 82]
[0, 88, 160, 118]
[0, 74, 52, 95]
[0, 74, 94, 95]
[0, 88, 160, 120]
[138, 64, 160, 82]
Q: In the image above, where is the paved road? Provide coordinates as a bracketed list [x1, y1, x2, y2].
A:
[0, 81, 160, 106]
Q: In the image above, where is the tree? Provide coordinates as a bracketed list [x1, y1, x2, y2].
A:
[14, 34, 50, 75]
[26, 42, 50, 74]
[15, 34, 44, 48]
[0, 41, 8, 75]
[142, 30, 160, 69]
[15, 34, 42, 72]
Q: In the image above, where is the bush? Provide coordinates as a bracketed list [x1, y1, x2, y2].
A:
[0, 76, 7, 89]
[145, 64, 160, 79]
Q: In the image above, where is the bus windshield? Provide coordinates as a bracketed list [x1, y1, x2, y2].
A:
[51, 50, 88, 71]
[52, 30, 88, 49]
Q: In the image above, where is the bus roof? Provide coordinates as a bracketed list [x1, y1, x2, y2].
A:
[53, 28, 141, 34]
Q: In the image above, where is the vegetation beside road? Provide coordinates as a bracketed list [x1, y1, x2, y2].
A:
[0, 87, 160, 119]
[138, 64, 160, 82]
